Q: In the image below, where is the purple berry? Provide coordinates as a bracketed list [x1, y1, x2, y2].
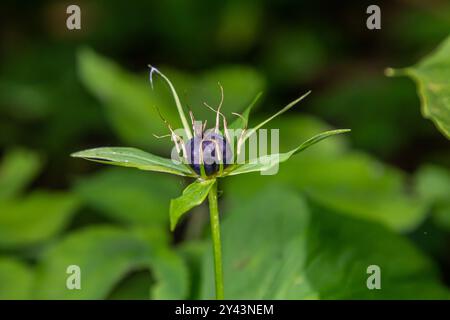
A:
[185, 132, 232, 176]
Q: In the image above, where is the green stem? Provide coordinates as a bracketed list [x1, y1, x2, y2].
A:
[208, 180, 224, 300]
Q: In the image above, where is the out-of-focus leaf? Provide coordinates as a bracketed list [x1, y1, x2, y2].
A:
[227, 129, 350, 176]
[177, 241, 207, 300]
[434, 203, 450, 231]
[0, 191, 79, 249]
[170, 180, 215, 231]
[225, 137, 427, 231]
[78, 49, 265, 148]
[0, 149, 41, 200]
[224, 115, 425, 231]
[34, 226, 188, 299]
[71, 147, 194, 177]
[200, 186, 449, 299]
[415, 164, 450, 230]
[386, 35, 450, 138]
[108, 271, 152, 300]
[415, 164, 450, 203]
[0, 257, 34, 299]
[74, 168, 181, 227]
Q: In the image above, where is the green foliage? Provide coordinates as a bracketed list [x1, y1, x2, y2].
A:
[170, 180, 216, 231]
[228, 129, 350, 176]
[387, 35, 450, 138]
[0, 191, 79, 249]
[74, 168, 181, 227]
[0, 149, 41, 200]
[0, 257, 34, 300]
[1, 3, 450, 300]
[225, 116, 427, 232]
[34, 226, 188, 299]
[415, 165, 450, 230]
[200, 186, 449, 299]
[71, 147, 194, 177]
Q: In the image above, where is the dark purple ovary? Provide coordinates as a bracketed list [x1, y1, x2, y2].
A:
[185, 132, 233, 176]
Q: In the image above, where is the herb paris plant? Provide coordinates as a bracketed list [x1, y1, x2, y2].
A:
[72, 66, 350, 299]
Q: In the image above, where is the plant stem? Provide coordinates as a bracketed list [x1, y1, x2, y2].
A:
[208, 180, 224, 299]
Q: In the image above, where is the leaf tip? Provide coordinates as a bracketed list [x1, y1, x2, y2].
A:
[70, 151, 83, 158]
[384, 67, 408, 77]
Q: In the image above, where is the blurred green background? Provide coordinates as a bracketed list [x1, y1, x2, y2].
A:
[1, 0, 450, 299]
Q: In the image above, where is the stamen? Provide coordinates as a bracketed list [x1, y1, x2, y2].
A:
[154, 106, 185, 157]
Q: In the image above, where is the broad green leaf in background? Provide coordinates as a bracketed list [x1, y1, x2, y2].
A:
[0, 191, 79, 249]
[177, 241, 208, 300]
[0, 257, 34, 299]
[415, 164, 450, 230]
[108, 271, 153, 300]
[227, 129, 350, 176]
[71, 147, 194, 177]
[223, 115, 427, 232]
[0, 149, 41, 200]
[200, 186, 449, 299]
[34, 226, 188, 299]
[78, 48, 265, 148]
[241, 91, 312, 144]
[74, 167, 182, 227]
[170, 179, 216, 231]
[415, 164, 450, 203]
[386, 35, 450, 138]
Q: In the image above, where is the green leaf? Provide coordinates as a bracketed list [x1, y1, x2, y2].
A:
[386, 35, 450, 138]
[415, 164, 450, 204]
[228, 129, 350, 176]
[74, 168, 181, 227]
[0, 149, 41, 200]
[71, 147, 194, 177]
[0, 191, 79, 249]
[108, 271, 153, 300]
[223, 115, 425, 232]
[0, 257, 34, 299]
[242, 91, 311, 143]
[200, 186, 449, 299]
[226, 152, 427, 232]
[415, 164, 450, 230]
[176, 241, 208, 299]
[34, 226, 188, 299]
[228, 91, 262, 130]
[149, 66, 193, 139]
[169, 179, 215, 231]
